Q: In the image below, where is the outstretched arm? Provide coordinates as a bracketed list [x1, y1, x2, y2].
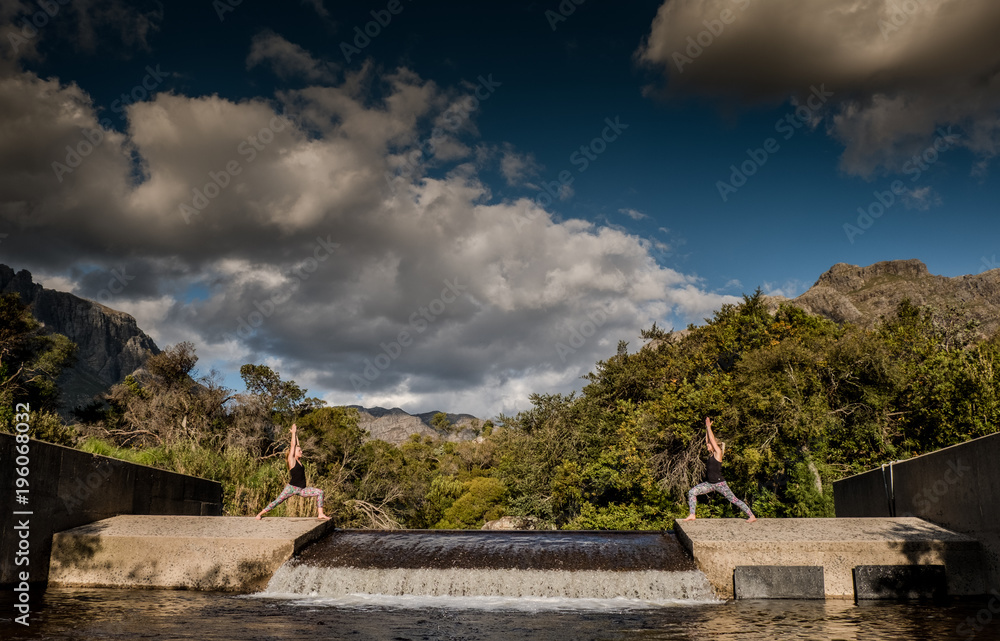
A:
[705, 417, 722, 459]
[286, 423, 298, 468]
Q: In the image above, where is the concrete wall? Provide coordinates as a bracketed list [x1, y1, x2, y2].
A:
[1, 433, 222, 589]
[834, 432, 1000, 590]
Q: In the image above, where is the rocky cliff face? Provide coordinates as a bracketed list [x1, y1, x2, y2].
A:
[768, 259, 1000, 335]
[350, 406, 482, 444]
[0, 265, 160, 414]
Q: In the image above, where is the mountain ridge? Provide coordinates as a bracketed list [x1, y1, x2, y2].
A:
[0, 264, 161, 415]
[347, 405, 483, 444]
[765, 259, 1000, 335]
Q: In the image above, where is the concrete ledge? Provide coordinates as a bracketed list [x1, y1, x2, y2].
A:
[853, 564, 947, 601]
[48, 515, 335, 592]
[734, 565, 825, 599]
[0, 434, 222, 589]
[675, 517, 985, 599]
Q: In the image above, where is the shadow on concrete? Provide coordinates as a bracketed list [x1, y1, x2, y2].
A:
[856, 521, 953, 601]
[48, 520, 115, 571]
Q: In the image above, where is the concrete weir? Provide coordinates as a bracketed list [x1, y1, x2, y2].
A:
[48, 515, 335, 592]
[674, 517, 985, 599]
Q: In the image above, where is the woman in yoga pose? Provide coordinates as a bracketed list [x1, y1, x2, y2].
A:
[256, 423, 330, 520]
[682, 417, 756, 522]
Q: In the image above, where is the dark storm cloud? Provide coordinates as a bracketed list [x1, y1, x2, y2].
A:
[638, 0, 1000, 176]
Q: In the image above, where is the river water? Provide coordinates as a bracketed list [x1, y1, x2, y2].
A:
[3, 587, 996, 640]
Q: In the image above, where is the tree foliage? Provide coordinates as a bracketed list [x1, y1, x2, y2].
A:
[0, 293, 77, 443]
[14, 290, 1000, 529]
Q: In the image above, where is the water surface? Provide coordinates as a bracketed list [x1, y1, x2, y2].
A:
[2, 587, 992, 640]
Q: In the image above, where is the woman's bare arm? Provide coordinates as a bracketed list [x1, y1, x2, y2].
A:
[286, 423, 298, 469]
[705, 417, 722, 460]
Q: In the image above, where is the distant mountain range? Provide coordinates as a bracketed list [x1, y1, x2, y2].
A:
[349, 406, 484, 444]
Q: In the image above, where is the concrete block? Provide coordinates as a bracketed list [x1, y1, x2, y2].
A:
[853, 564, 947, 600]
[675, 517, 984, 599]
[734, 565, 825, 599]
[49, 516, 336, 592]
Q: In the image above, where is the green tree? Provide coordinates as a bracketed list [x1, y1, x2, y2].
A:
[435, 476, 506, 529]
[430, 411, 453, 433]
[239, 363, 308, 422]
[0, 293, 77, 443]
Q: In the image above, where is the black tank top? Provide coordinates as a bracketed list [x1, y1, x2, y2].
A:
[289, 460, 306, 488]
[705, 455, 724, 484]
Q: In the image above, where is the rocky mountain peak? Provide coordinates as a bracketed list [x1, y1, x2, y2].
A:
[772, 260, 1000, 334]
[815, 259, 930, 293]
[0, 264, 160, 415]
[814, 259, 931, 292]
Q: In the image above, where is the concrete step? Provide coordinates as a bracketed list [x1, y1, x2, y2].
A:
[49, 515, 335, 592]
[674, 517, 985, 599]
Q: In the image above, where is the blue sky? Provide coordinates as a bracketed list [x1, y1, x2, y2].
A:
[1, 0, 999, 417]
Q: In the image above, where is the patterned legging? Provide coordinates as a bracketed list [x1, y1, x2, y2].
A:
[687, 481, 753, 517]
[259, 484, 324, 515]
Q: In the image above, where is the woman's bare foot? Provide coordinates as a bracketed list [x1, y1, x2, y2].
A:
[681, 514, 696, 521]
[317, 513, 331, 521]
[255, 513, 263, 520]
[747, 515, 757, 523]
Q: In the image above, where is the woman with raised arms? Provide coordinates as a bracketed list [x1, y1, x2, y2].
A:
[256, 423, 330, 521]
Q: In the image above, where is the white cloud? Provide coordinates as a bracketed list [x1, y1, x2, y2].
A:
[301, 0, 330, 19]
[499, 144, 540, 186]
[247, 31, 339, 84]
[901, 186, 941, 211]
[762, 279, 810, 299]
[0, 62, 737, 418]
[619, 208, 649, 221]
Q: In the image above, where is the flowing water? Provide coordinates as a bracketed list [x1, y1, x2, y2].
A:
[2, 530, 996, 640]
[267, 530, 716, 601]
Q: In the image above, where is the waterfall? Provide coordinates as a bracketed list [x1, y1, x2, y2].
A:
[261, 530, 718, 605]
